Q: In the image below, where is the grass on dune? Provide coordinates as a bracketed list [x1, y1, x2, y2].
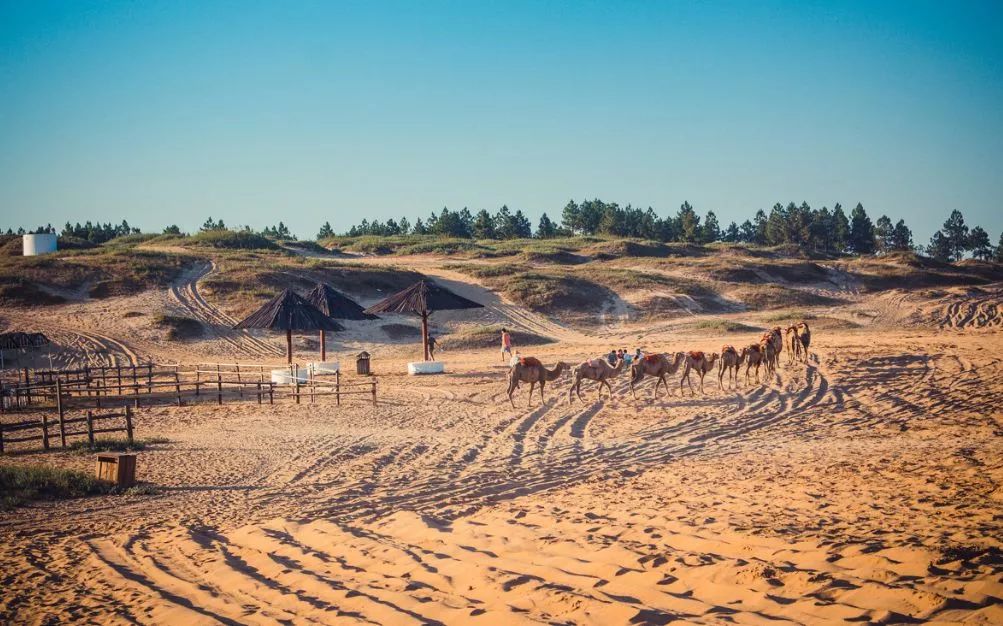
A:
[0, 464, 113, 510]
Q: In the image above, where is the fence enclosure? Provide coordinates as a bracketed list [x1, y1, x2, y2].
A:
[0, 406, 132, 454]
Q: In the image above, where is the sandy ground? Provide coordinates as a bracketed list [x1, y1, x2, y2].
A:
[1, 264, 1002, 625]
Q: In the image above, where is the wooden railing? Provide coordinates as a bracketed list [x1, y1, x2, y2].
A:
[1, 362, 377, 416]
[0, 406, 133, 454]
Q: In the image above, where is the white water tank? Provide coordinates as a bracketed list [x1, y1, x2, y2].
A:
[23, 233, 57, 256]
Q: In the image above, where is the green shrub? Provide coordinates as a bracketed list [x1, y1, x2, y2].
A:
[152, 314, 204, 340]
[186, 230, 279, 250]
[0, 464, 112, 510]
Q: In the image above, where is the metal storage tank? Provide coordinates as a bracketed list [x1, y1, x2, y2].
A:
[22, 233, 58, 256]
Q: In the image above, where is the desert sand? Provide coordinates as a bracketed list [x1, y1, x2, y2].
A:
[1, 256, 1002, 625]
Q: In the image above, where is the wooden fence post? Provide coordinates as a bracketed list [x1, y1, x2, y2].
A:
[174, 369, 182, 407]
[256, 382, 262, 405]
[117, 365, 122, 395]
[269, 382, 274, 405]
[86, 411, 94, 445]
[216, 365, 223, 406]
[147, 364, 153, 394]
[125, 406, 134, 444]
[41, 413, 49, 451]
[57, 379, 67, 448]
[372, 380, 377, 406]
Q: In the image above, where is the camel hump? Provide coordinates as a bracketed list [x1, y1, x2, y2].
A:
[722, 345, 737, 354]
[642, 354, 661, 364]
[748, 344, 761, 353]
[519, 356, 542, 368]
[688, 350, 705, 360]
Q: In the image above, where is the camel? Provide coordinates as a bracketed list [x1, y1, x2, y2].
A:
[717, 345, 745, 390]
[629, 352, 684, 399]
[785, 325, 802, 365]
[741, 344, 765, 384]
[796, 321, 811, 363]
[680, 351, 720, 395]
[507, 356, 568, 408]
[761, 327, 783, 374]
[761, 337, 779, 378]
[570, 357, 625, 402]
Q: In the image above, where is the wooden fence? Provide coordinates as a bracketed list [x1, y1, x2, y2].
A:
[1, 363, 377, 415]
[0, 406, 133, 454]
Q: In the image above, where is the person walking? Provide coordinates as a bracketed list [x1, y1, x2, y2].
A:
[427, 334, 438, 361]
[500, 327, 513, 363]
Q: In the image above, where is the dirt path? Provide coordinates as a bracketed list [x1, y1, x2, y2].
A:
[168, 261, 284, 359]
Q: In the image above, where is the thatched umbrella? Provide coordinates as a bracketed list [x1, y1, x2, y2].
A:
[305, 283, 379, 361]
[234, 289, 344, 364]
[364, 280, 482, 361]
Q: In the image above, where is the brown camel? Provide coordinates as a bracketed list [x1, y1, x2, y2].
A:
[717, 345, 745, 390]
[741, 344, 765, 384]
[570, 357, 625, 402]
[785, 325, 802, 364]
[507, 356, 568, 408]
[761, 337, 779, 378]
[761, 327, 783, 374]
[680, 351, 720, 395]
[796, 321, 811, 362]
[629, 352, 684, 399]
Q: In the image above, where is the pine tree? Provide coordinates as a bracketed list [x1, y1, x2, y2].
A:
[537, 213, 558, 238]
[995, 233, 1003, 263]
[941, 210, 970, 261]
[968, 226, 993, 260]
[472, 210, 496, 239]
[874, 215, 894, 253]
[511, 210, 533, 238]
[847, 203, 875, 254]
[701, 211, 721, 243]
[494, 205, 514, 239]
[163, 224, 182, 235]
[831, 204, 850, 252]
[927, 231, 952, 261]
[752, 209, 768, 245]
[398, 217, 411, 235]
[560, 200, 581, 234]
[738, 220, 756, 243]
[723, 221, 739, 243]
[890, 220, 913, 251]
[676, 202, 701, 243]
[317, 221, 334, 240]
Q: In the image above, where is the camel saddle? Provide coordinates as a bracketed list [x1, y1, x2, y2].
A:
[519, 356, 542, 368]
[583, 358, 605, 369]
[721, 345, 737, 355]
[642, 354, 662, 364]
[688, 350, 705, 360]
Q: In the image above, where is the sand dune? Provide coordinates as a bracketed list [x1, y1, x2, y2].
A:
[1, 267, 1002, 624]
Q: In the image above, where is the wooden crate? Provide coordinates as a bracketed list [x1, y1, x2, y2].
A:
[95, 453, 136, 488]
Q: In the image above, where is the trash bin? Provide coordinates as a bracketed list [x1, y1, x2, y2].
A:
[96, 453, 136, 488]
[356, 351, 371, 375]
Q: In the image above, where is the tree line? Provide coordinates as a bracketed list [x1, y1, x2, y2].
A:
[328, 199, 1001, 259]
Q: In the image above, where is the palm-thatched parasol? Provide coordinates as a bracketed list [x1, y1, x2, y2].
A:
[363, 279, 482, 361]
[305, 283, 378, 361]
[234, 289, 344, 364]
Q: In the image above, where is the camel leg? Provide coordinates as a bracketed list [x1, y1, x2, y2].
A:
[539, 380, 546, 405]
[602, 379, 613, 400]
[528, 381, 536, 407]
[508, 379, 517, 408]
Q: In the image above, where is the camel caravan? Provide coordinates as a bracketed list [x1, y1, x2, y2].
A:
[506, 321, 813, 407]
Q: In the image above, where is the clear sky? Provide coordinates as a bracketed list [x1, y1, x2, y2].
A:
[1, 1, 1001, 242]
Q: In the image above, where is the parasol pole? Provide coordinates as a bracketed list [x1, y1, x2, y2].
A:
[286, 329, 293, 364]
[421, 311, 430, 361]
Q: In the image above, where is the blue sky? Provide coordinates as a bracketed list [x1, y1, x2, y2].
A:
[1, 1, 1001, 242]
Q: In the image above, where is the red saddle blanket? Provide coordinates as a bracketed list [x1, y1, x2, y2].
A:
[642, 354, 662, 364]
[688, 350, 705, 360]
[519, 356, 542, 368]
